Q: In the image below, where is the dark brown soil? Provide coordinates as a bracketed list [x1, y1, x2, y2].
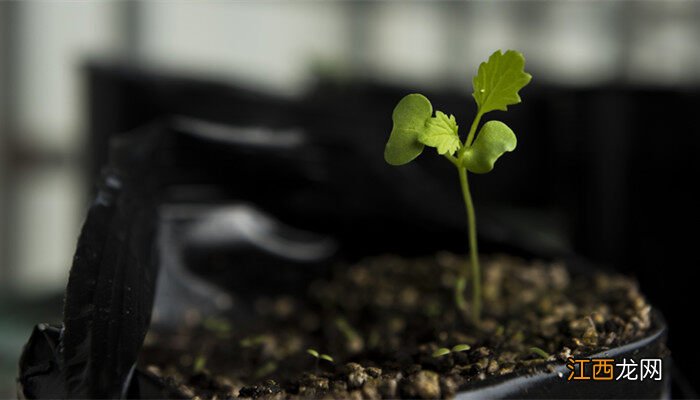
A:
[139, 253, 653, 399]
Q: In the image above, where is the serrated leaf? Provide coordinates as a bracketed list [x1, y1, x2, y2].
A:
[306, 348, 319, 358]
[384, 93, 432, 165]
[472, 50, 531, 114]
[462, 121, 517, 174]
[419, 111, 461, 156]
[432, 348, 451, 358]
[320, 354, 334, 363]
[451, 344, 471, 353]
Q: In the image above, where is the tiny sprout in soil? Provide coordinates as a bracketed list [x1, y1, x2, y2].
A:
[307, 348, 334, 366]
[384, 49, 531, 325]
[193, 355, 207, 374]
[529, 346, 552, 360]
[432, 344, 471, 358]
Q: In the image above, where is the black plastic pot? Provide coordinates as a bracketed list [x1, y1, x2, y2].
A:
[17, 119, 670, 399]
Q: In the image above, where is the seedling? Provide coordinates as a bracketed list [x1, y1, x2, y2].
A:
[202, 317, 231, 338]
[335, 317, 364, 352]
[529, 346, 551, 360]
[432, 344, 471, 358]
[193, 355, 207, 374]
[254, 361, 278, 378]
[307, 348, 334, 371]
[240, 334, 268, 348]
[384, 50, 531, 324]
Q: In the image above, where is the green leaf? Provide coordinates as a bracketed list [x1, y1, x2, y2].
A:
[320, 354, 334, 363]
[451, 344, 471, 353]
[432, 348, 451, 358]
[306, 348, 319, 358]
[384, 93, 432, 165]
[472, 50, 532, 114]
[461, 121, 517, 174]
[419, 111, 461, 156]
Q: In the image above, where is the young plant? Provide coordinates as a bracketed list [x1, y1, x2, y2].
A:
[203, 317, 232, 339]
[335, 317, 364, 353]
[193, 355, 207, 374]
[432, 344, 471, 358]
[307, 348, 334, 371]
[384, 50, 531, 324]
[529, 346, 552, 360]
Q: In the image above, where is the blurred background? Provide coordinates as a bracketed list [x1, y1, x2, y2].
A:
[1, 1, 699, 397]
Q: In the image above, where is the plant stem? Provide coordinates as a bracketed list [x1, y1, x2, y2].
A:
[464, 110, 484, 148]
[458, 167, 481, 325]
[443, 153, 460, 167]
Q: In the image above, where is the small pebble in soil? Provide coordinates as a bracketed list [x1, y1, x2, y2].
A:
[402, 370, 441, 399]
[238, 380, 282, 399]
[345, 363, 369, 389]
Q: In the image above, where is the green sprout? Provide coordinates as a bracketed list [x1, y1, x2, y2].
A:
[383, 50, 531, 324]
[432, 348, 451, 358]
[432, 344, 471, 358]
[529, 346, 551, 360]
[193, 354, 207, 374]
[335, 317, 364, 352]
[240, 334, 268, 348]
[254, 361, 278, 378]
[307, 348, 334, 371]
[202, 317, 231, 338]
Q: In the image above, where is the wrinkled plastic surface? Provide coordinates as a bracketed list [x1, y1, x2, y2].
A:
[18, 324, 186, 399]
[62, 126, 163, 398]
[152, 203, 337, 329]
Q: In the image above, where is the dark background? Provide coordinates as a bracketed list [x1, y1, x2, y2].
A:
[2, 1, 699, 397]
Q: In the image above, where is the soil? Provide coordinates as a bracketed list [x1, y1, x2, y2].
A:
[139, 253, 653, 399]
